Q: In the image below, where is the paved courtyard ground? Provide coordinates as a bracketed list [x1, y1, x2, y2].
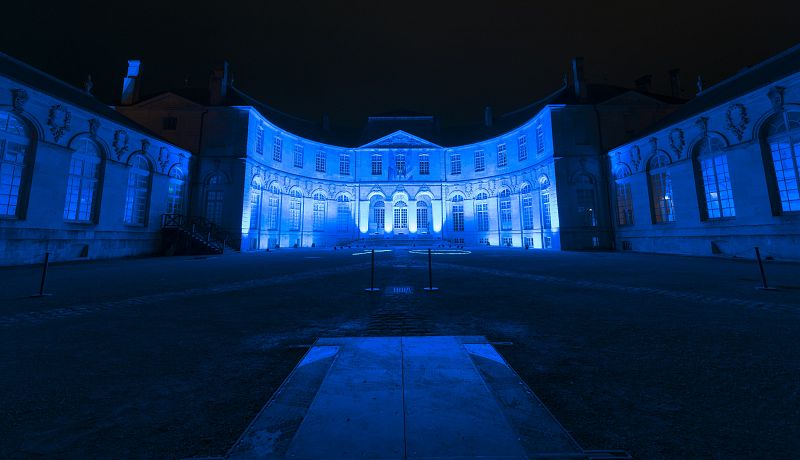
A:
[1, 248, 799, 459]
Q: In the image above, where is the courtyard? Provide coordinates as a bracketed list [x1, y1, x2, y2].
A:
[1, 248, 798, 459]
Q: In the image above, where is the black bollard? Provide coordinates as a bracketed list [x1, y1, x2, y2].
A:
[365, 248, 379, 292]
[424, 248, 439, 291]
[754, 247, 776, 290]
[32, 252, 51, 297]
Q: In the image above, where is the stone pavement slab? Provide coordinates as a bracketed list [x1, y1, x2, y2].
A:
[227, 336, 587, 459]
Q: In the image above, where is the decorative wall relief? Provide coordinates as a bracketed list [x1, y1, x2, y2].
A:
[11, 89, 28, 112]
[88, 118, 100, 138]
[113, 130, 129, 159]
[47, 104, 71, 142]
[158, 147, 170, 173]
[695, 116, 709, 138]
[629, 145, 642, 171]
[140, 139, 150, 155]
[669, 128, 685, 157]
[767, 86, 785, 111]
[725, 104, 749, 142]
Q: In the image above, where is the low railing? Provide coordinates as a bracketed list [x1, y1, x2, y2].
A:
[161, 214, 241, 254]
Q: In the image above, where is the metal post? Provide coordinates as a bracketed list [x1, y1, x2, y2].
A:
[424, 247, 439, 291]
[31, 252, 51, 297]
[754, 247, 776, 290]
[365, 248, 379, 292]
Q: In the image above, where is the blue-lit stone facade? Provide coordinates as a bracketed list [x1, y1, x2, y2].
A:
[609, 67, 800, 259]
[231, 107, 592, 251]
[0, 56, 193, 266]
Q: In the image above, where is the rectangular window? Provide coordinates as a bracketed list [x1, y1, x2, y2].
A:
[337, 203, 351, 232]
[0, 140, 25, 217]
[479, 237, 489, 245]
[543, 236, 552, 249]
[293, 145, 304, 168]
[255, 126, 264, 155]
[518, 135, 528, 161]
[497, 143, 507, 167]
[524, 237, 534, 248]
[339, 153, 350, 175]
[249, 189, 261, 230]
[315, 151, 326, 173]
[372, 154, 382, 175]
[536, 124, 545, 154]
[419, 154, 430, 175]
[650, 171, 676, 223]
[541, 193, 552, 229]
[522, 196, 533, 230]
[502, 237, 513, 247]
[395, 154, 406, 175]
[476, 203, 489, 231]
[162, 117, 177, 130]
[770, 141, 800, 212]
[289, 199, 301, 231]
[701, 155, 736, 219]
[313, 201, 325, 231]
[474, 150, 485, 172]
[500, 199, 512, 230]
[616, 182, 634, 226]
[374, 207, 385, 230]
[272, 137, 282, 162]
[268, 196, 279, 230]
[451, 152, 461, 175]
[452, 204, 464, 231]
[416, 207, 429, 231]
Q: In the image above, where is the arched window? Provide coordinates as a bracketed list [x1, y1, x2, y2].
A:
[539, 176, 552, 229]
[498, 188, 512, 230]
[614, 167, 634, 226]
[0, 112, 31, 218]
[165, 168, 185, 215]
[416, 201, 429, 232]
[648, 154, 676, 223]
[762, 111, 800, 212]
[124, 154, 151, 226]
[475, 192, 489, 231]
[313, 192, 326, 231]
[267, 184, 281, 230]
[205, 174, 225, 225]
[336, 195, 351, 232]
[289, 188, 303, 231]
[451, 194, 464, 232]
[694, 137, 735, 219]
[520, 184, 533, 230]
[64, 138, 102, 222]
[249, 177, 264, 230]
[393, 201, 408, 230]
[373, 200, 385, 231]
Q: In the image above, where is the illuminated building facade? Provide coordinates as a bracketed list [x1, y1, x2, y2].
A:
[0, 53, 193, 266]
[118, 59, 682, 252]
[608, 44, 800, 259]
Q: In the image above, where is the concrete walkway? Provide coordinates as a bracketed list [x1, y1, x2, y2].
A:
[227, 336, 588, 459]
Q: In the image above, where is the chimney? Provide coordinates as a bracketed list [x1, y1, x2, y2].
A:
[322, 113, 331, 131]
[669, 68, 681, 98]
[572, 57, 587, 101]
[484, 106, 493, 127]
[209, 61, 229, 105]
[634, 75, 652, 93]
[120, 59, 143, 105]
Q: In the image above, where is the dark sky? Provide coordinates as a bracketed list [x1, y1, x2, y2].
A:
[4, 1, 799, 128]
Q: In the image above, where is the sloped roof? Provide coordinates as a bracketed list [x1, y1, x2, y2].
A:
[0, 52, 168, 142]
[634, 42, 800, 137]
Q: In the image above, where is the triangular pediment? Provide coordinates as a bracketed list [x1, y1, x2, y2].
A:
[132, 92, 206, 110]
[359, 130, 441, 149]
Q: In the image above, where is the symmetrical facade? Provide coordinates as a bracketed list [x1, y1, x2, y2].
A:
[0, 54, 192, 266]
[609, 44, 800, 259]
[118, 59, 681, 253]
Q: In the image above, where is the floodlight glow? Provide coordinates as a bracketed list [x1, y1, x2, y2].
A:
[352, 249, 393, 256]
[408, 249, 471, 255]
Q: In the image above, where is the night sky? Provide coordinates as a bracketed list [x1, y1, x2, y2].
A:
[3, 1, 799, 128]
